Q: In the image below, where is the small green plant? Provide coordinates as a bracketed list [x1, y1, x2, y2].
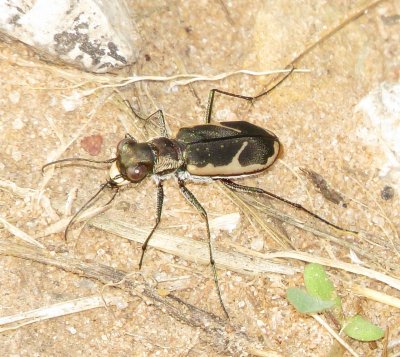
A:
[287, 263, 384, 342]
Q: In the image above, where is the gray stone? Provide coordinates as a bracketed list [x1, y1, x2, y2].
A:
[0, 0, 140, 73]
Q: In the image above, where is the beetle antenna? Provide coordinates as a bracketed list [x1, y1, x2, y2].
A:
[64, 181, 118, 241]
[42, 157, 116, 173]
[220, 179, 358, 235]
[124, 99, 144, 120]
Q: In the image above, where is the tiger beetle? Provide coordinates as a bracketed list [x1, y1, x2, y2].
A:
[43, 69, 357, 318]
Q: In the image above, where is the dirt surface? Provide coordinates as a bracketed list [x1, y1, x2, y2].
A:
[1, 1, 400, 356]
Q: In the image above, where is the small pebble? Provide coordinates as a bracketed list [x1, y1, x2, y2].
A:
[67, 326, 77, 335]
[81, 134, 103, 156]
[12, 150, 22, 161]
[250, 237, 264, 251]
[381, 185, 394, 200]
[9, 91, 20, 104]
[61, 92, 82, 112]
[12, 117, 24, 130]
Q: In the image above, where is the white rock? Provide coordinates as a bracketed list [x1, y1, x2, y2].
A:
[0, 0, 140, 73]
[209, 212, 240, 233]
[250, 236, 264, 251]
[356, 82, 400, 185]
[8, 90, 20, 104]
[66, 326, 77, 334]
[12, 150, 22, 161]
[12, 116, 24, 129]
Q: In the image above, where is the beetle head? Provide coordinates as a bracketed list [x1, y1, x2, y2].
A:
[109, 138, 154, 185]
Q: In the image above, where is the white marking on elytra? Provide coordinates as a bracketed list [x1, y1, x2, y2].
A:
[187, 140, 280, 176]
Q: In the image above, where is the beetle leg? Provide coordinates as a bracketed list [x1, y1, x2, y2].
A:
[138, 181, 164, 269]
[178, 179, 229, 319]
[124, 100, 169, 138]
[205, 66, 295, 123]
[150, 109, 169, 138]
[220, 178, 358, 235]
[64, 181, 118, 241]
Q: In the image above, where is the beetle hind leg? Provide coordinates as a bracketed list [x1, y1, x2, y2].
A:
[220, 178, 357, 235]
[124, 100, 169, 138]
[177, 179, 229, 319]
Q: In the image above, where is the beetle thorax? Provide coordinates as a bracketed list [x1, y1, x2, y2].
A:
[149, 137, 185, 175]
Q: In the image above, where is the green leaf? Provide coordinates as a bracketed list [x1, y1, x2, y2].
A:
[287, 288, 336, 313]
[343, 315, 385, 341]
[304, 263, 336, 301]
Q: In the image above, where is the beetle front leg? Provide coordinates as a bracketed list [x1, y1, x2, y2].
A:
[204, 66, 294, 123]
[177, 179, 229, 319]
[220, 178, 357, 235]
[125, 100, 169, 138]
[150, 109, 169, 138]
[138, 109, 169, 138]
[138, 181, 164, 269]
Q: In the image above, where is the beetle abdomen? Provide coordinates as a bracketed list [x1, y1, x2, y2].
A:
[177, 121, 280, 177]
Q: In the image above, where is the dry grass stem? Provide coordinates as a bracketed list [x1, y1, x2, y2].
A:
[39, 204, 114, 237]
[0, 294, 125, 332]
[171, 69, 310, 86]
[90, 214, 296, 276]
[2, 53, 309, 96]
[0, 215, 45, 249]
[221, 184, 399, 271]
[0, 179, 36, 199]
[265, 251, 400, 292]
[39, 193, 60, 221]
[279, 160, 315, 210]
[0, 240, 269, 355]
[351, 285, 400, 309]
[312, 314, 360, 357]
[47, 69, 310, 94]
[64, 187, 79, 216]
[217, 184, 293, 249]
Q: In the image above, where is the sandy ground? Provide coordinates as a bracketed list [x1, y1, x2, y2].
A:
[1, 1, 400, 356]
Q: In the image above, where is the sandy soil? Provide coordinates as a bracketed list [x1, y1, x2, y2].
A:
[1, 1, 399, 356]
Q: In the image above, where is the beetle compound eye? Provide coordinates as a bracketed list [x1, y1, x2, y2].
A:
[126, 164, 148, 182]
